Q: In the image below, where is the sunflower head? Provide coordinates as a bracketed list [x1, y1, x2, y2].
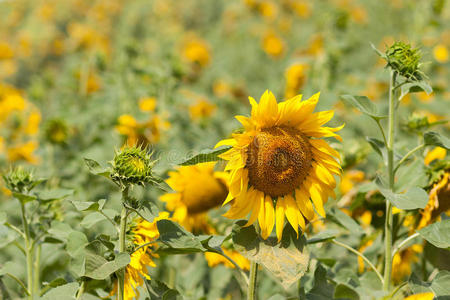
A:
[385, 42, 422, 79]
[216, 90, 342, 241]
[3, 166, 38, 193]
[44, 119, 69, 144]
[160, 162, 228, 233]
[110, 146, 156, 188]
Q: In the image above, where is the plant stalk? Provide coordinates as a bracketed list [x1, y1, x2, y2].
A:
[33, 244, 41, 296]
[118, 188, 129, 300]
[383, 70, 397, 292]
[76, 280, 86, 300]
[247, 261, 258, 300]
[21, 203, 34, 300]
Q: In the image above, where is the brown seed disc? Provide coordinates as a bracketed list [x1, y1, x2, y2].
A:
[182, 172, 228, 214]
[246, 126, 312, 197]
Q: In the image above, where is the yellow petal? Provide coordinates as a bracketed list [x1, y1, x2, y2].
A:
[263, 195, 275, 239]
[295, 188, 315, 221]
[275, 197, 286, 242]
[284, 194, 299, 236]
[424, 146, 446, 165]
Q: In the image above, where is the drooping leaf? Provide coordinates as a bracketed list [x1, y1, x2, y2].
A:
[379, 187, 428, 210]
[307, 230, 339, 244]
[399, 81, 432, 100]
[367, 137, 387, 161]
[12, 192, 36, 204]
[41, 282, 79, 300]
[138, 201, 159, 223]
[179, 146, 232, 166]
[84, 158, 111, 177]
[328, 208, 364, 235]
[144, 279, 181, 300]
[417, 219, 450, 248]
[306, 264, 335, 300]
[341, 95, 386, 120]
[424, 131, 450, 150]
[156, 219, 206, 253]
[84, 253, 130, 280]
[71, 199, 106, 212]
[36, 188, 74, 203]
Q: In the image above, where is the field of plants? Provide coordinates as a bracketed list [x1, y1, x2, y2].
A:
[0, 0, 449, 299]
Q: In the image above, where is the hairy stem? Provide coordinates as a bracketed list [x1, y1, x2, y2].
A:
[247, 261, 258, 300]
[118, 187, 129, 300]
[20, 203, 33, 300]
[76, 280, 86, 300]
[394, 144, 425, 173]
[384, 70, 397, 292]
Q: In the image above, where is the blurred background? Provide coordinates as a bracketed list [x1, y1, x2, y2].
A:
[0, 0, 449, 298]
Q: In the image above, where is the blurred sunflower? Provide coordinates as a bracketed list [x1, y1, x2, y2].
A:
[262, 30, 285, 58]
[392, 244, 423, 284]
[216, 90, 343, 241]
[204, 247, 250, 271]
[284, 63, 308, 99]
[111, 212, 169, 300]
[160, 162, 228, 233]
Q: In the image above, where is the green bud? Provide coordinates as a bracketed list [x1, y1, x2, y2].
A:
[110, 146, 156, 188]
[385, 42, 422, 79]
[3, 166, 36, 193]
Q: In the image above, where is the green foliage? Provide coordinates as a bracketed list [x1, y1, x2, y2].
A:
[378, 186, 428, 210]
[417, 219, 450, 249]
[180, 146, 232, 166]
[341, 95, 386, 120]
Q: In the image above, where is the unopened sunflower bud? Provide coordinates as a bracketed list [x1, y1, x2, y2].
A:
[385, 42, 422, 79]
[45, 119, 69, 144]
[110, 146, 156, 188]
[3, 166, 36, 193]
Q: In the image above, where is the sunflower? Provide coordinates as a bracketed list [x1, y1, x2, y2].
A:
[392, 244, 423, 284]
[160, 162, 229, 233]
[111, 212, 169, 300]
[216, 90, 343, 241]
[204, 247, 250, 271]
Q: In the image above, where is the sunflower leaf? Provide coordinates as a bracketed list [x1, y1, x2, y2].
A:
[156, 219, 206, 253]
[409, 271, 450, 297]
[307, 230, 339, 244]
[179, 146, 232, 166]
[341, 95, 386, 120]
[328, 208, 364, 235]
[399, 81, 432, 100]
[84, 252, 130, 280]
[424, 131, 450, 150]
[378, 186, 428, 210]
[41, 282, 79, 300]
[144, 279, 181, 300]
[417, 219, 450, 248]
[366, 137, 387, 161]
[84, 158, 111, 177]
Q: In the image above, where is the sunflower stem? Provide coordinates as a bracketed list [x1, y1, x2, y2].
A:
[20, 202, 34, 300]
[76, 280, 86, 300]
[118, 187, 129, 300]
[247, 261, 258, 300]
[383, 70, 397, 292]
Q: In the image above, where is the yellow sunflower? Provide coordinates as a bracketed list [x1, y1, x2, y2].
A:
[216, 90, 343, 241]
[160, 162, 229, 233]
[111, 212, 169, 300]
[204, 247, 250, 271]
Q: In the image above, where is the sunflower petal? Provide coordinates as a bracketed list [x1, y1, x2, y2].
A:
[275, 197, 286, 242]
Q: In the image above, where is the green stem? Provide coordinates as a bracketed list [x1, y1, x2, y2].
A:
[247, 261, 258, 300]
[394, 144, 425, 173]
[33, 244, 41, 296]
[384, 70, 397, 292]
[332, 240, 384, 285]
[76, 280, 86, 300]
[117, 188, 129, 300]
[392, 232, 420, 257]
[20, 203, 33, 300]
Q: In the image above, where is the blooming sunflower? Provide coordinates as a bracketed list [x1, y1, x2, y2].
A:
[111, 212, 169, 300]
[160, 162, 228, 234]
[216, 90, 343, 241]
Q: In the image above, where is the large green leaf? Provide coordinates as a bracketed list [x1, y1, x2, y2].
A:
[71, 199, 106, 211]
[417, 219, 450, 248]
[328, 208, 364, 235]
[379, 187, 428, 210]
[424, 131, 450, 150]
[40, 282, 79, 300]
[306, 264, 335, 300]
[80, 212, 108, 228]
[36, 188, 74, 202]
[409, 271, 450, 297]
[341, 95, 386, 119]
[144, 279, 181, 300]
[84, 253, 130, 280]
[179, 146, 231, 166]
[307, 230, 339, 244]
[156, 219, 206, 253]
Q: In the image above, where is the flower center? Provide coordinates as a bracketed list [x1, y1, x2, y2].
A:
[182, 173, 228, 214]
[246, 126, 312, 197]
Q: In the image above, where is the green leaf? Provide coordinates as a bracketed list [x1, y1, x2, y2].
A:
[12, 192, 36, 204]
[156, 219, 206, 253]
[179, 146, 232, 166]
[84, 158, 111, 177]
[395, 159, 428, 191]
[409, 271, 450, 297]
[334, 283, 360, 300]
[139, 201, 159, 223]
[144, 279, 181, 300]
[80, 212, 107, 228]
[328, 208, 364, 235]
[84, 253, 130, 280]
[306, 264, 335, 300]
[424, 131, 450, 150]
[417, 219, 450, 248]
[307, 230, 339, 244]
[367, 137, 387, 161]
[370, 42, 386, 58]
[36, 188, 74, 202]
[399, 81, 432, 100]
[71, 199, 106, 211]
[379, 187, 428, 210]
[66, 231, 88, 258]
[41, 282, 79, 300]
[40, 278, 68, 296]
[341, 95, 386, 119]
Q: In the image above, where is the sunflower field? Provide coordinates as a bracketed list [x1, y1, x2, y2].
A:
[0, 0, 449, 299]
